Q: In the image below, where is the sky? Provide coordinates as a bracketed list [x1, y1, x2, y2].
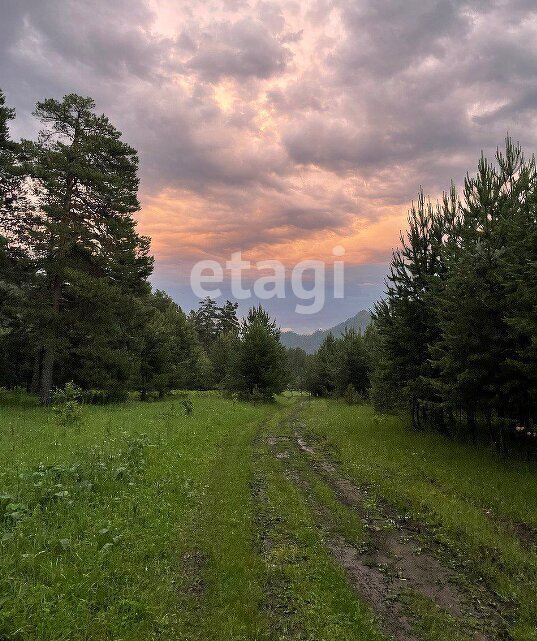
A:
[1, 0, 537, 331]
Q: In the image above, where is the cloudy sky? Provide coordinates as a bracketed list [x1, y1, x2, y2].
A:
[1, 0, 537, 330]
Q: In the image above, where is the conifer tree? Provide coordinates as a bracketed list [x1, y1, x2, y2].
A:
[372, 190, 449, 427]
[304, 333, 338, 397]
[371, 138, 537, 448]
[286, 347, 308, 392]
[334, 329, 370, 397]
[0, 90, 19, 220]
[0, 90, 33, 386]
[217, 300, 240, 335]
[191, 297, 220, 349]
[10, 94, 152, 402]
[225, 306, 288, 399]
[497, 142, 537, 433]
[432, 142, 525, 440]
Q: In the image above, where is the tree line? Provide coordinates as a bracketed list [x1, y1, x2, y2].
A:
[0, 91, 288, 403]
[286, 330, 371, 402]
[368, 139, 537, 450]
[287, 139, 537, 453]
[3, 87, 536, 447]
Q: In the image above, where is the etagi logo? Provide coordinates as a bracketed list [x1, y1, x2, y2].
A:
[190, 246, 345, 315]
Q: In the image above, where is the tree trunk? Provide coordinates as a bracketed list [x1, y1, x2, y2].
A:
[467, 410, 477, 444]
[411, 397, 417, 430]
[436, 408, 450, 437]
[30, 349, 42, 395]
[496, 407, 509, 457]
[414, 398, 423, 431]
[38, 116, 80, 405]
[498, 423, 508, 457]
[485, 410, 494, 447]
[39, 276, 62, 404]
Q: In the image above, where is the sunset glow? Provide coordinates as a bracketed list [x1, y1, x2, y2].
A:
[2, 0, 537, 329]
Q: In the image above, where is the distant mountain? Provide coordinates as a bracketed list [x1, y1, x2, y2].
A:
[280, 310, 372, 354]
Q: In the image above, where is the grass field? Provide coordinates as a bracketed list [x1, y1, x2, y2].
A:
[0, 391, 536, 640]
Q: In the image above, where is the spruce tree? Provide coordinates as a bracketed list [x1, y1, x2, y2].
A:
[334, 329, 370, 397]
[286, 347, 308, 392]
[0, 89, 24, 317]
[432, 141, 525, 441]
[147, 291, 208, 393]
[217, 300, 240, 335]
[0, 90, 19, 219]
[225, 306, 288, 399]
[372, 191, 448, 427]
[0, 90, 34, 386]
[191, 297, 220, 350]
[304, 333, 338, 397]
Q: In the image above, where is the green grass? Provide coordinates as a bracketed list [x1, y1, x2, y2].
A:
[0, 391, 275, 640]
[2, 391, 537, 640]
[0, 392, 388, 641]
[301, 399, 537, 641]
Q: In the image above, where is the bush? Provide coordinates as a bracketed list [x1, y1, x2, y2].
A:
[344, 383, 363, 405]
[80, 386, 130, 405]
[250, 385, 267, 404]
[51, 382, 83, 427]
[232, 386, 274, 404]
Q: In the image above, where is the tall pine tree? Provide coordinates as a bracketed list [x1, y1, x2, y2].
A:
[9, 94, 152, 402]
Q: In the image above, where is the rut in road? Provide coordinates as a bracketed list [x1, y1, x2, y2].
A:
[265, 414, 508, 641]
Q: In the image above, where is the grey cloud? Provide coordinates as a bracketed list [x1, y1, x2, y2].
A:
[267, 80, 327, 112]
[332, 0, 475, 79]
[473, 88, 537, 125]
[176, 30, 198, 52]
[257, 1, 286, 32]
[282, 116, 390, 171]
[186, 18, 292, 81]
[279, 30, 303, 44]
[124, 92, 289, 194]
[5, 0, 172, 82]
[0, 1, 292, 197]
[3, 0, 537, 329]
[273, 206, 352, 231]
[278, 0, 537, 201]
[0, 2, 26, 51]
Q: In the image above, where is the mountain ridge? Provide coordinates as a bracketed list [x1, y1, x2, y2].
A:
[280, 310, 372, 354]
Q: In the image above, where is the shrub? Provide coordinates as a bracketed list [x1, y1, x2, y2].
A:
[51, 382, 83, 427]
[344, 383, 362, 405]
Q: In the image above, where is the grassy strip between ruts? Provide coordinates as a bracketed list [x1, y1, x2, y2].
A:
[175, 398, 388, 640]
[253, 406, 387, 641]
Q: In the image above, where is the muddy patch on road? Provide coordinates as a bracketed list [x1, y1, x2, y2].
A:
[327, 536, 419, 641]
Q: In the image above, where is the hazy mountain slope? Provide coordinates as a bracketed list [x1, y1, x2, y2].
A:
[281, 310, 371, 354]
